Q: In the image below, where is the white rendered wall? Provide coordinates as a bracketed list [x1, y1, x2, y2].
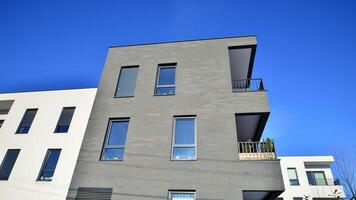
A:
[278, 156, 345, 200]
[0, 88, 97, 200]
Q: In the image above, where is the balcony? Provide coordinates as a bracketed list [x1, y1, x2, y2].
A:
[309, 178, 342, 186]
[238, 141, 276, 160]
[232, 78, 265, 92]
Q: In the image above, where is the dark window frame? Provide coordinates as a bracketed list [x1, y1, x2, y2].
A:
[287, 168, 300, 186]
[0, 120, 4, 129]
[15, 108, 38, 134]
[114, 66, 139, 98]
[0, 149, 20, 181]
[154, 63, 177, 96]
[306, 171, 327, 186]
[37, 149, 61, 182]
[54, 107, 76, 133]
[100, 118, 130, 161]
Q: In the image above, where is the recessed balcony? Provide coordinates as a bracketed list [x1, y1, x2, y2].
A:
[238, 141, 276, 160]
[232, 78, 265, 92]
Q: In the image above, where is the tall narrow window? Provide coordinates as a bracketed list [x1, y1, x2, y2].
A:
[0, 120, 4, 129]
[16, 109, 38, 134]
[0, 149, 20, 180]
[155, 64, 176, 96]
[37, 149, 61, 181]
[169, 191, 196, 200]
[171, 116, 196, 160]
[54, 107, 75, 133]
[101, 119, 129, 161]
[287, 168, 300, 186]
[115, 66, 139, 97]
[307, 171, 327, 185]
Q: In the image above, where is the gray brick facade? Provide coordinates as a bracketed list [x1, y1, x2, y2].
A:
[67, 36, 284, 200]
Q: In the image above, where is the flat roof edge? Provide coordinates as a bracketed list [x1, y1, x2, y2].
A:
[0, 87, 98, 95]
[109, 35, 257, 49]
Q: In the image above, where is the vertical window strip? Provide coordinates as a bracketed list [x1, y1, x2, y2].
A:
[115, 66, 139, 97]
[16, 109, 38, 134]
[171, 116, 196, 160]
[101, 119, 129, 161]
[37, 149, 61, 181]
[54, 107, 75, 133]
[0, 149, 20, 180]
[155, 64, 176, 96]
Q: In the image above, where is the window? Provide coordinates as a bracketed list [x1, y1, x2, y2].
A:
[54, 107, 75, 133]
[115, 66, 139, 97]
[171, 116, 196, 160]
[0, 149, 20, 180]
[37, 149, 61, 181]
[76, 188, 113, 200]
[155, 64, 176, 96]
[101, 119, 129, 161]
[169, 191, 196, 200]
[293, 198, 303, 200]
[0, 120, 4, 129]
[307, 171, 327, 186]
[287, 168, 300, 186]
[16, 109, 38, 134]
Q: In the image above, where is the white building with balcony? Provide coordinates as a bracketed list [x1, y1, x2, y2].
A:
[278, 156, 345, 200]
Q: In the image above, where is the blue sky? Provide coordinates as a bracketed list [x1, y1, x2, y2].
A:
[1, 0, 355, 157]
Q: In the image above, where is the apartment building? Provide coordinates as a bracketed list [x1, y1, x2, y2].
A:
[0, 88, 96, 200]
[278, 156, 345, 200]
[66, 36, 285, 200]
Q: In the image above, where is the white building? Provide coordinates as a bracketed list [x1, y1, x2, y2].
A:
[278, 156, 345, 200]
[0, 88, 96, 200]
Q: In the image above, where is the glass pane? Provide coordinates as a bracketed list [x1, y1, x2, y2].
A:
[306, 171, 315, 185]
[314, 172, 327, 185]
[171, 193, 195, 200]
[158, 67, 175, 86]
[17, 109, 37, 133]
[107, 121, 129, 146]
[155, 87, 175, 95]
[39, 170, 55, 181]
[115, 67, 138, 97]
[43, 150, 61, 171]
[0, 120, 3, 129]
[288, 169, 297, 179]
[172, 147, 195, 160]
[102, 148, 124, 160]
[55, 107, 75, 133]
[175, 118, 195, 145]
[0, 149, 20, 180]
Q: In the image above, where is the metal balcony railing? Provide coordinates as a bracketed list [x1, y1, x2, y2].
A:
[238, 141, 276, 160]
[232, 78, 265, 92]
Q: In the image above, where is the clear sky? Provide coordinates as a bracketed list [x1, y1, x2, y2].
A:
[1, 0, 355, 157]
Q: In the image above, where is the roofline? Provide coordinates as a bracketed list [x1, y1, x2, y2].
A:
[0, 87, 98, 95]
[109, 34, 257, 49]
